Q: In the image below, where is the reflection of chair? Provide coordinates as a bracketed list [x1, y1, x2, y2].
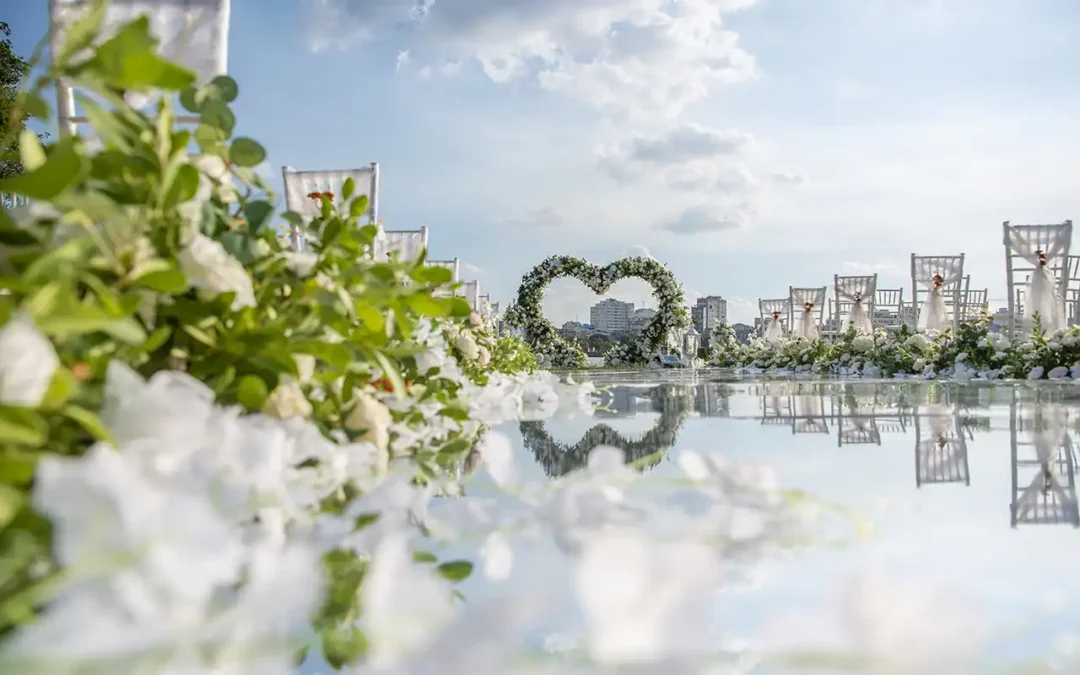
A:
[875, 415, 908, 434]
[1009, 392, 1080, 527]
[836, 400, 881, 446]
[695, 384, 732, 417]
[761, 383, 793, 425]
[792, 391, 830, 434]
[914, 404, 971, 487]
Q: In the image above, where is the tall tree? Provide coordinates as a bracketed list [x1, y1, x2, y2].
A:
[0, 21, 32, 180]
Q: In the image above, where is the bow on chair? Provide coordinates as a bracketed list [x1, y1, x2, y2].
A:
[772, 311, 782, 320]
[932, 272, 944, 289]
[1036, 249, 1048, 267]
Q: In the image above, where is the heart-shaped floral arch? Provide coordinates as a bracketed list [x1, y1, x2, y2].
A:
[505, 255, 690, 368]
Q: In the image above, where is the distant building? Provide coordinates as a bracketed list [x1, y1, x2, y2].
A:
[990, 307, 1010, 333]
[691, 296, 728, 336]
[590, 298, 634, 333]
[732, 322, 753, 344]
[629, 307, 657, 334]
[561, 321, 585, 331]
[900, 304, 918, 327]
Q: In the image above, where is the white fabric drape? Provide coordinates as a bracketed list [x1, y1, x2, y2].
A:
[283, 167, 377, 222]
[790, 288, 825, 341]
[760, 299, 788, 344]
[913, 257, 964, 331]
[1005, 225, 1071, 333]
[374, 229, 427, 262]
[53, 0, 231, 110]
[1015, 408, 1071, 517]
[836, 276, 877, 334]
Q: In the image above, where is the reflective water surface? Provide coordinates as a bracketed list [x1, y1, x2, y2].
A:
[489, 372, 1080, 670]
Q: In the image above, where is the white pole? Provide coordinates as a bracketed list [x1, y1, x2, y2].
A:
[47, 0, 77, 139]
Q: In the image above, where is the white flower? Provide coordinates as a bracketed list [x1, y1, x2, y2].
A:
[0, 314, 59, 407]
[477, 346, 491, 367]
[264, 379, 312, 420]
[905, 334, 930, 353]
[196, 154, 238, 204]
[1028, 366, 1045, 380]
[456, 332, 480, 361]
[284, 250, 317, 277]
[292, 354, 316, 384]
[468, 312, 482, 327]
[851, 335, 874, 353]
[1048, 366, 1070, 380]
[177, 234, 256, 310]
[955, 352, 968, 362]
[344, 391, 392, 451]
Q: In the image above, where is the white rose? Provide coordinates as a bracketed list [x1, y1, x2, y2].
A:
[177, 234, 256, 310]
[293, 354, 316, 383]
[344, 391, 392, 451]
[477, 346, 491, 367]
[1048, 366, 1070, 380]
[0, 315, 60, 407]
[284, 250, 318, 277]
[456, 331, 480, 360]
[469, 312, 482, 327]
[196, 154, 238, 203]
[264, 379, 312, 420]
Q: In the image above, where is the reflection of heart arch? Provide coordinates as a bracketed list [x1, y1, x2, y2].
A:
[504, 255, 690, 368]
[520, 385, 695, 478]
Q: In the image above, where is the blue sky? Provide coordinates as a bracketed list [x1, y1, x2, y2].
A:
[8, 0, 1080, 323]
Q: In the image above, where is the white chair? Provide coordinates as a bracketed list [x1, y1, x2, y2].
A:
[1009, 391, 1079, 528]
[758, 298, 789, 342]
[788, 286, 826, 341]
[961, 287, 988, 321]
[873, 288, 905, 330]
[1003, 221, 1073, 336]
[833, 274, 877, 335]
[460, 280, 481, 311]
[282, 165, 379, 250]
[910, 254, 965, 332]
[428, 258, 460, 297]
[374, 226, 428, 263]
[49, 0, 232, 137]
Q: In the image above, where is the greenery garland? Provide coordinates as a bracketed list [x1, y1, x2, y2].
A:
[505, 255, 690, 368]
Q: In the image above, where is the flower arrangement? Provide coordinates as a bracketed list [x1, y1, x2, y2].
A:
[708, 321, 740, 367]
[505, 255, 689, 368]
[711, 309, 1080, 380]
[307, 190, 334, 202]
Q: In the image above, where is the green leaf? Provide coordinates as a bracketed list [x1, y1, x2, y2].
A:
[349, 195, 369, 219]
[321, 625, 368, 669]
[236, 375, 269, 410]
[0, 408, 47, 447]
[18, 130, 46, 172]
[209, 75, 239, 103]
[406, 294, 449, 318]
[37, 305, 145, 345]
[413, 265, 452, 285]
[131, 262, 188, 293]
[62, 406, 115, 445]
[0, 485, 24, 530]
[100, 317, 148, 345]
[354, 304, 385, 334]
[229, 138, 266, 167]
[243, 201, 274, 231]
[0, 451, 38, 484]
[200, 101, 236, 136]
[140, 325, 172, 353]
[0, 141, 87, 200]
[21, 237, 94, 283]
[181, 324, 217, 347]
[18, 92, 49, 121]
[57, 0, 107, 64]
[435, 560, 473, 582]
[371, 351, 407, 399]
[39, 368, 78, 410]
[179, 87, 200, 114]
[412, 551, 438, 564]
[163, 163, 200, 209]
[341, 177, 355, 202]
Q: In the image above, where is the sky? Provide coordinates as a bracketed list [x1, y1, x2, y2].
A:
[7, 0, 1080, 324]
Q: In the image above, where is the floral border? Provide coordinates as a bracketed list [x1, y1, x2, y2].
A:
[504, 255, 690, 368]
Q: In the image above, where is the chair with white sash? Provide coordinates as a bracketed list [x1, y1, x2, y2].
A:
[428, 259, 461, 297]
[833, 274, 877, 335]
[758, 298, 789, 343]
[788, 286, 826, 342]
[1003, 221, 1072, 337]
[374, 226, 428, 263]
[459, 280, 481, 311]
[911, 254, 965, 332]
[48, 0, 231, 137]
[282, 165, 379, 251]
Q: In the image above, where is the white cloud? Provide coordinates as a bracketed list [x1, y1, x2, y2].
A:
[625, 245, 654, 259]
[395, 50, 410, 71]
[463, 262, 484, 275]
[305, 0, 762, 119]
[659, 204, 750, 235]
[771, 170, 805, 185]
[497, 206, 564, 228]
[841, 261, 902, 274]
